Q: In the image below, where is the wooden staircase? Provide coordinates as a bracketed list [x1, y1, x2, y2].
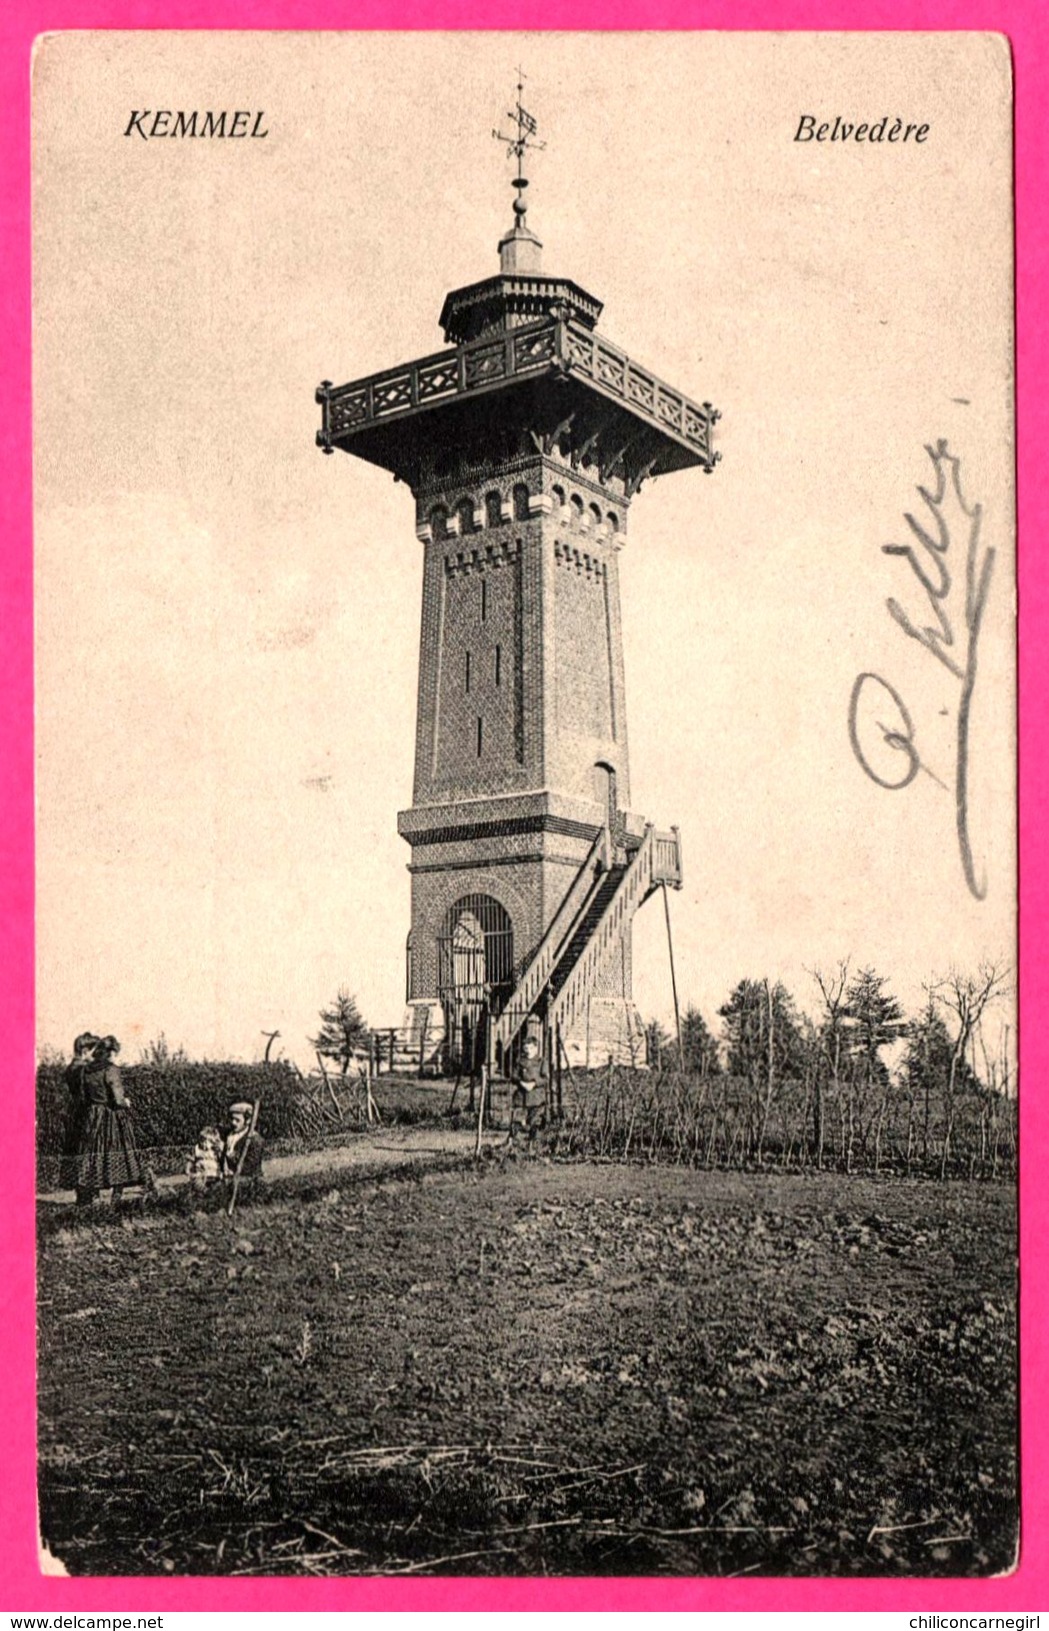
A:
[547, 864, 628, 1002]
[492, 821, 682, 1060]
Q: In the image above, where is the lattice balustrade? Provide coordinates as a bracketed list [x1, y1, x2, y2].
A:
[417, 360, 459, 401]
[595, 348, 626, 391]
[329, 390, 368, 433]
[373, 374, 413, 416]
[321, 317, 718, 468]
[513, 328, 556, 367]
[626, 372, 655, 411]
[464, 343, 507, 386]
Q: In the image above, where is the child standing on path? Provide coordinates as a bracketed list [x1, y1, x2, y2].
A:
[509, 1034, 549, 1150]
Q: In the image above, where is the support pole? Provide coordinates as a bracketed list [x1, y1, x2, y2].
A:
[475, 1064, 487, 1156]
[467, 1015, 476, 1115]
[662, 880, 683, 1069]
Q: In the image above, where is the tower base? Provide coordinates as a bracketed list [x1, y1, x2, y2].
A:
[560, 997, 648, 1070]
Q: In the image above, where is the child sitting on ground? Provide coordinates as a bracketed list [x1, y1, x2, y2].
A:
[185, 1125, 223, 1186]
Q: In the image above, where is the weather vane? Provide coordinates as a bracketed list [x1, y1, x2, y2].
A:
[492, 70, 545, 225]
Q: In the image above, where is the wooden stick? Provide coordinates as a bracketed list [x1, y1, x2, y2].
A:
[386, 1546, 507, 1576]
[475, 1064, 487, 1156]
[227, 1099, 260, 1218]
[315, 1051, 343, 1121]
[555, 1019, 564, 1121]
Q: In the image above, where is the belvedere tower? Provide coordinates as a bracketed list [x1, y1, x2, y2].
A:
[317, 90, 719, 1069]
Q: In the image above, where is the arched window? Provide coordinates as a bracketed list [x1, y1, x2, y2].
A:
[569, 494, 585, 527]
[456, 498, 475, 536]
[430, 504, 449, 540]
[592, 762, 618, 831]
[589, 502, 602, 528]
[512, 483, 531, 521]
[485, 491, 503, 529]
[552, 484, 566, 510]
[607, 511, 620, 534]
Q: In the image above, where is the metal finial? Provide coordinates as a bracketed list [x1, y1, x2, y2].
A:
[492, 70, 545, 228]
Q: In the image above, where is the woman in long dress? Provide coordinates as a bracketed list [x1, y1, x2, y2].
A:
[67, 1035, 146, 1205]
[59, 1031, 99, 1198]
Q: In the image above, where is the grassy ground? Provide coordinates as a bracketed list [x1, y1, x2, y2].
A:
[37, 1157, 1016, 1578]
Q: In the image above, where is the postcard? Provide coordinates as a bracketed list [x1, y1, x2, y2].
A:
[31, 30, 1016, 1581]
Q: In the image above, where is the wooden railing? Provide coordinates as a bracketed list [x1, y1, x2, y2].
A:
[492, 826, 612, 1057]
[547, 824, 681, 1039]
[559, 330, 718, 465]
[318, 321, 559, 445]
[651, 825, 683, 889]
[317, 319, 718, 469]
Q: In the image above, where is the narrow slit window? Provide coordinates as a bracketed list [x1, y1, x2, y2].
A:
[480, 577, 487, 622]
[476, 716, 483, 757]
[465, 651, 471, 693]
[495, 644, 502, 687]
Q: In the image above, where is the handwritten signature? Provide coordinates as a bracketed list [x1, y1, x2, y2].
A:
[848, 439, 996, 901]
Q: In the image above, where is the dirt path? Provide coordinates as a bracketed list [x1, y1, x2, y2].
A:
[38, 1124, 499, 1204]
[270, 1126, 498, 1179]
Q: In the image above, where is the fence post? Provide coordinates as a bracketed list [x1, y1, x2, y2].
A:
[482, 1001, 493, 1127]
[475, 1064, 487, 1155]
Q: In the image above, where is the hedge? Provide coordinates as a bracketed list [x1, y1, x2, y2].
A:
[37, 1060, 314, 1183]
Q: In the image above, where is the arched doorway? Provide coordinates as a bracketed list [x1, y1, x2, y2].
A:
[437, 895, 515, 1070]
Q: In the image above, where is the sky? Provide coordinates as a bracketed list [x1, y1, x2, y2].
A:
[33, 31, 1015, 1068]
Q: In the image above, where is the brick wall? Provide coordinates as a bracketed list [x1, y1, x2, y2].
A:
[404, 456, 640, 1015]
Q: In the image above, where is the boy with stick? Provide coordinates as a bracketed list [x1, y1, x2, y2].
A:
[222, 1101, 265, 1212]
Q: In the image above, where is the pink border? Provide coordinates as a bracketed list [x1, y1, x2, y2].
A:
[2, 3, 1043, 1611]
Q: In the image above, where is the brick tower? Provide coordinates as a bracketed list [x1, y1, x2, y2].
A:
[317, 92, 719, 1069]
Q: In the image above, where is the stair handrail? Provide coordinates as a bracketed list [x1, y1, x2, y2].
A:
[547, 824, 660, 1038]
[492, 824, 612, 1056]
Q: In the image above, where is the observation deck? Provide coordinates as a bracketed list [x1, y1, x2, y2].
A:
[316, 313, 720, 494]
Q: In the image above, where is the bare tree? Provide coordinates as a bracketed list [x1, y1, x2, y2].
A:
[809, 959, 850, 1169]
[927, 960, 1012, 1178]
[140, 1032, 188, 1067]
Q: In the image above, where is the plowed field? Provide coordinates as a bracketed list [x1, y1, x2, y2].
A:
[38, 1160, 1017, 1577]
